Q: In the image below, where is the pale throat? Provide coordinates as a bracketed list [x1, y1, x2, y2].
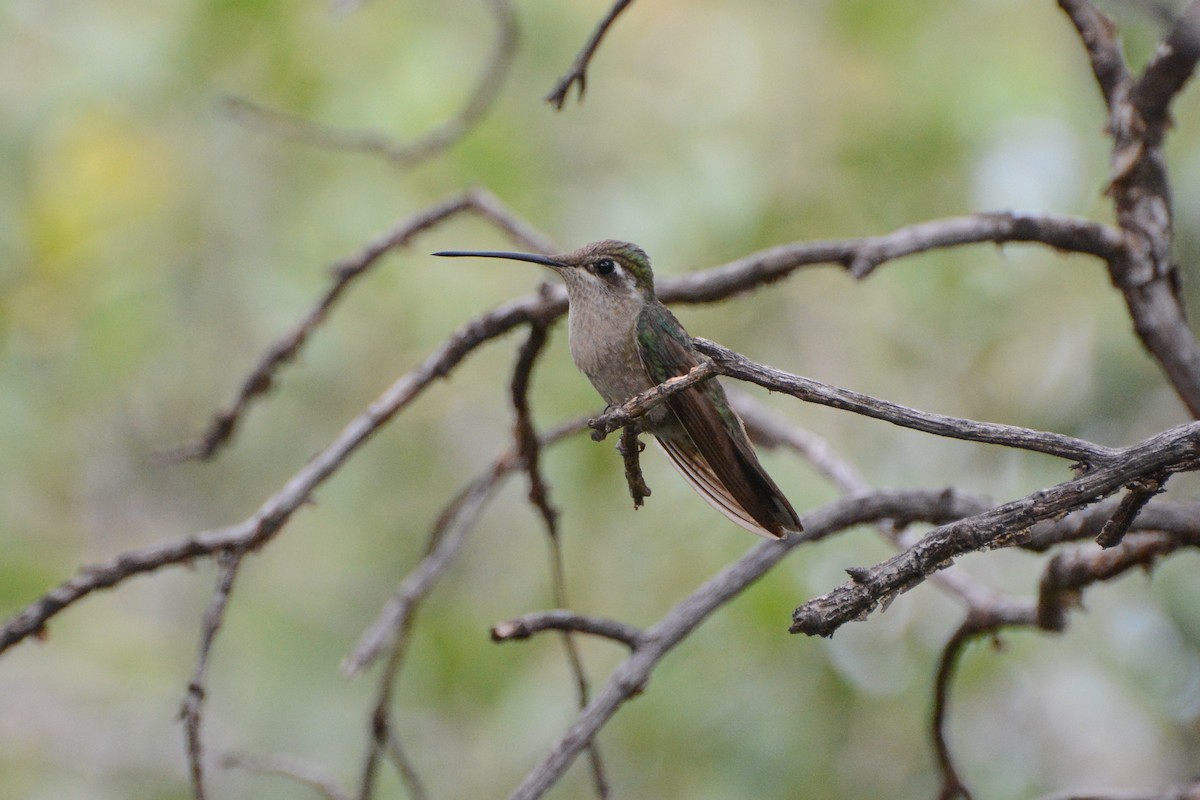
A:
[563, 281, 653, 407]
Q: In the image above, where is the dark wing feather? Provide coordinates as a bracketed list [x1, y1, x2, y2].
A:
[636, 303, 802, 538]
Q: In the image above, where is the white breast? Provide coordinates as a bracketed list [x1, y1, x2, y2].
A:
[565, 288, 654, 407]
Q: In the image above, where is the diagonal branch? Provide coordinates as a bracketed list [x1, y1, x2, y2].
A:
[791, 421, 1200, 637]
[342, 416, 588, 676]
[545, 0, 636, 109]
[167, 188, 557, 462]
[1131, 1, 1200, 126]
[694, 340, 1117, 465]
[1, 316, 580, 657]
[1057, 0, 1131, 108]
[507, 487, 994, 800]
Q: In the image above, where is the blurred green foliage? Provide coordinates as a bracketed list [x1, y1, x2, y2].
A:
[2, 1, 1200, 798]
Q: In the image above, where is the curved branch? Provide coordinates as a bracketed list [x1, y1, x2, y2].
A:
[221, 752, 351, 800]
[931, 601, 1038, 800]
[659, 211, 1124, 301]
[492, 611, 644, 650]
[1038, 528, 1200, 631]
[227, 0, 517, 165]
[933, 519, 1200, 799]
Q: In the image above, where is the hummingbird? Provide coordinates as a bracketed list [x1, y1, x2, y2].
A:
[434, 240, 802, 539]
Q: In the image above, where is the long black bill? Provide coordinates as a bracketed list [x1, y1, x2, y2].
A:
[433, 250, 566, 269]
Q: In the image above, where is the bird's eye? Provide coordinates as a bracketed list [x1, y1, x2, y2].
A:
[595, 258, 615, 276]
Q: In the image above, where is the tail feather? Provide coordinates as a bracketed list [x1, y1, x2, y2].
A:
[656, 436, 799, 539]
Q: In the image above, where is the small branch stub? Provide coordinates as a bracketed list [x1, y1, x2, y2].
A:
[618, 426, 651, 508]
[1095, 475, 1168, 548]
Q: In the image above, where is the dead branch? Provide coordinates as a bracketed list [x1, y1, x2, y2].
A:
[695, 339, 1117, 465]
[791, 422, 1200, 637]
[1059, 1, 1200, 416]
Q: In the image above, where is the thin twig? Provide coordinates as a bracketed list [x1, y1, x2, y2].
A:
[545, 0, 635, 108]
[181, 552, 246, 800]
[359, 635, 427, 800]
[228, 0, 517, 165]
[1058, 0, 1131, 107]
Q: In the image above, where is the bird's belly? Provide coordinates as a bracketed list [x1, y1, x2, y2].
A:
[569, 325, 675, 430]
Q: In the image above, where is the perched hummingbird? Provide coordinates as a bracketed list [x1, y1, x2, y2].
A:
[434, 240, 802, 539]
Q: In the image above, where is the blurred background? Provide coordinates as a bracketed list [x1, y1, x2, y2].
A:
[2, 0, 1200, 798]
